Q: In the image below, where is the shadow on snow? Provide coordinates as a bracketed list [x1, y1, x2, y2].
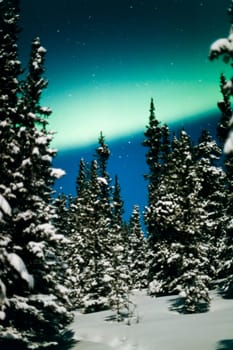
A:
[216, 340, 233, 350]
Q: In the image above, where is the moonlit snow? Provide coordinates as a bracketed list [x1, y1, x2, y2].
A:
[224, 130, 233, 154]
[70, 290, 233, 350]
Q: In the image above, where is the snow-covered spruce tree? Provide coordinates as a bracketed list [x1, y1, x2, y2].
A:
[107, 176, 133, 321]
[0, 195, 12, 320]
[53, 193, 70, 239]
[217, 74, 233, 145]
[111, 175, 131, 268]
[112, 175, 124, 227]
[78, 135, 113, 312]
[193, 130, 226, 281]
[0, 0, 22, 209]
[209, 2, 233, 296]
[80, 160, 112, 313]
[52, 193, 78, 310]
[76, 157, 87, 197]
[0, 2, 73, 348]
[142, 99, 171, 290]
[95, 131, 112, 218]
[143, 99, 170, 208]
[145, 130, 194, 295]
[74, 158, 93, 269]
[145, 129, 211, 312]
[63, 158, 99, 311]
[59, 159, 91, 310]
[128, 205, 148, 290]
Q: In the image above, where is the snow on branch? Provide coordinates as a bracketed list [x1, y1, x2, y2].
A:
[0, 194, 11, 220]
[7, 253, 34, 289]
[209, 32, 233, 62]
[224, 130, 233, 153]
[97, 177, 108, 186]
[0, 279, 7, 320]
[51, 168, 66, 179]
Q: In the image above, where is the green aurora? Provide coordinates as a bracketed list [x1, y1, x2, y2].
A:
[21, 0, 231, 149]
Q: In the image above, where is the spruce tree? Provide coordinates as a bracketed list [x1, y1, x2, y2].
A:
[143, 99, 170, 238]
[0, 2, 73, 347]
[128, 205, 148, 290]
[217, 74, 232, 145]
[65, 159, 93, 309]
[143, 99, 164, 204]
[194, 130, 226, 280]
[209, 4, 233, 296]
[80, 160, 112, 312]
[95, 131, 112, 222]
[108, 176, 132, 320]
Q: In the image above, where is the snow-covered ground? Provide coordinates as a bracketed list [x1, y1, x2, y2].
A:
[70, 290, 233, 350]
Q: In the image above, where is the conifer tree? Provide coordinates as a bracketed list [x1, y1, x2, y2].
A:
[64, 159, 93, 309]
[0, 1, 73, 347]
[194, 130, 226, 280]
[217, 74, 232, 144]
[143, 99, 163, 204]
[209, 4, 233, 296]
[76, 158, 87, 197]
[143, 99, 170, 236]
[112, 175, 124, 226]
[107, 176, 133, 320]
[80, 160, 112, 312]
[95, 132, 112, 223]
[53, 194, 76, 310]
[128, 205, 148, 290]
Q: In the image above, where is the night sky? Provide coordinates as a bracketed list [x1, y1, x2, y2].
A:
[19, 0, 231, 219]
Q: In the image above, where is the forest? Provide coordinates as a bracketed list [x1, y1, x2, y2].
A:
[0, 0, 233, 349]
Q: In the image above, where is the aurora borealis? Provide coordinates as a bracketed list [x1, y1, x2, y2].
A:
[20, 0, 230, 148]
[19, 0, 232, 216]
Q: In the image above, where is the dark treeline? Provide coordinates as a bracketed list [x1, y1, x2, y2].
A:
[0, 0, 233, 349]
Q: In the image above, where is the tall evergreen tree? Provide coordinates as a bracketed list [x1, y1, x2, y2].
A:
[94, 132, 112, 224]
[76, 158, 87, 197]
[107, 176, 132, 320]
[128, 205, 148, 290]
[143, 99, 170, 235]
[112, 175, 124, 226]
[194, 130, 226, 280]
[80, 160, 112, 312]
[0, 2, 73, 347]
[217, 74, 232, 145]
[209, 4, 233, 296]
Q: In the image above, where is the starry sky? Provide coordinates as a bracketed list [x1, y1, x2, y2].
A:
[19, 0, 231, 219]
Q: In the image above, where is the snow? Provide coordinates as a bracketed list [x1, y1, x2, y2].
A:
[40, 106, 52, 114]
[0, 279, 6, 307]
[70, 290, 233, 350]
[36, 136, 48, 145]
[32, 147, 39, 156]
[27, 241, 45, 259]
[210, 38, 233, 56]
[38, 46, 47, 54]
[224, 130, 233, 154]
[97, 177, 108, 186]
[42, 154, 52, 162]
[0, 194, 11, 217]
[7, 253, 34, 289]
[21, 158, 31, 167]
[15, 210, 34, 221]
[51, 168, 66, 179]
